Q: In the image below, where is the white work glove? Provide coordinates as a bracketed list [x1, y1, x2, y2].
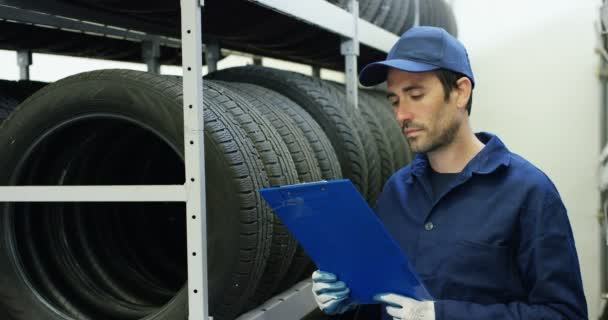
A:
[311, 270, 357, 315]
[374, 293, 435, 320]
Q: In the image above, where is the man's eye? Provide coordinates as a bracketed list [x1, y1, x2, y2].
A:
[389, 100, 399, 107]
[411, 94, 424, 101]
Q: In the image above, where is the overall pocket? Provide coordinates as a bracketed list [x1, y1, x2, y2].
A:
[440, 240, 515, 302]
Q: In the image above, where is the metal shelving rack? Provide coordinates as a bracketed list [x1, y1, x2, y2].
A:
[0, 0, 400, 319]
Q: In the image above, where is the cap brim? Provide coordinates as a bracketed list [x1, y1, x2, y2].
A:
[359, 59, 440, 87]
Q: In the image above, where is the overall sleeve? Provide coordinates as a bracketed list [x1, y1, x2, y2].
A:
[433, 198, 587, 320]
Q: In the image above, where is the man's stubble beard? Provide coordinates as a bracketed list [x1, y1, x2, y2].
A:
[405, 114, 461, 154]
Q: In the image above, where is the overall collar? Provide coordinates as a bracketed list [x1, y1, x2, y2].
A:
[409, 132, 511, 181]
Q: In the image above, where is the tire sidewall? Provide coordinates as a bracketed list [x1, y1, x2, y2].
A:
[0, 75, 187, 320]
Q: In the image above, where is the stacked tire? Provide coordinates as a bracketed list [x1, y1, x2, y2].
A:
[0, 67, 411, 320]
[328, 0, 458, 37]
[0, 0, 457, 71]
[0, 79, 47, 123]
[0, 80, 46, 320]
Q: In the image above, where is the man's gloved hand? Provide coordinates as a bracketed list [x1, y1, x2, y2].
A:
[311, 270, 357, 315]
[374, 293, 435, 320]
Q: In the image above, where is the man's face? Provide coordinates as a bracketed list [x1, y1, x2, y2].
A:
[386, 69, 463, 154]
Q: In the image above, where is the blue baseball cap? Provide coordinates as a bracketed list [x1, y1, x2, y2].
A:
[359, 26, 475, 87]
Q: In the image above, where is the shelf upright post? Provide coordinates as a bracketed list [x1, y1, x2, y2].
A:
[206, 39, 220, 73]
[17, 49, 32, 80]
[143, 39, 161, 74]
[341, 0, 359, 110]
[414, 0, 421, 27]
[180, 0, 211, 319]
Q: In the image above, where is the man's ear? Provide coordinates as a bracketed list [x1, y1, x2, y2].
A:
[454, 77, 472, 111]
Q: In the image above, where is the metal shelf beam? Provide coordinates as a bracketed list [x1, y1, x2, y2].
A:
[0, 4, 181, 48]
[0, 185, 186, 202]
[236, 280, 316, 320]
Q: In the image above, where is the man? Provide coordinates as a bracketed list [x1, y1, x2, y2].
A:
[311, 26, 587, 319]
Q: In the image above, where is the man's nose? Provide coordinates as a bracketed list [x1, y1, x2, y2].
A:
[394, 103, 414, 124]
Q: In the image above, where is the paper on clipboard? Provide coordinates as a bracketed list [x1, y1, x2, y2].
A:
[259, 179, 432, 304]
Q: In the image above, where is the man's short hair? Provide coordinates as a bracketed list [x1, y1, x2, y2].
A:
[432, 69, 473, 115]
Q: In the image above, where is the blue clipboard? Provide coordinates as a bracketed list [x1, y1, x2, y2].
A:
[259, 179, 432, 304]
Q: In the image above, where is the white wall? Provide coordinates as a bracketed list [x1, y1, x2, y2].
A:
[452, 0, 602, 318]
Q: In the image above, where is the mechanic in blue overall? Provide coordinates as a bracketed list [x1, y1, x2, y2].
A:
[311, 26, 588, 320]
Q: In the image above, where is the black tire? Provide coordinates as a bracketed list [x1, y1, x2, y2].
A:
[324, 81, 382, 204]
[359, 0, 371, 20]
[382, 0, 403, 34]
[327, 0, 350, 8]
[0, 69, 274, 320]
[207, 66, 369, 199]
[433, 0, 446, 30]
[0, 93, 18, 124]
[439, 0, 458, 37]
[0, 80, 48, 102]
[218, 81, 323, 184]
[204, 80, 299, 188]
[428, 0, 438, 27]
[271, 94, 342, 182]
[216, 82, 342, 294]
[401, 0, 416, 34]
[361, 0, 383, 22]
[0, 294, 18, 320]
[0, 80, 48, 123]
[601, 300, 608, 320]
[228, 82, 342, 183]
[246, 89, 343, 293]
[203, 81, 300, 309]
[364, 90, 413, 170]
[213, 81, 322, 302]
[394, 0, 413, 35]
[372, 0, 392, 28]
[358, 93, 396, 193]
[419, 0, 431, 26]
